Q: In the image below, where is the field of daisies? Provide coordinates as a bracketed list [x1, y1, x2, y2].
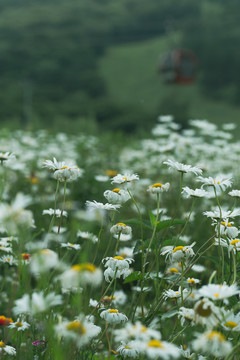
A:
[1, 117, 240, 359]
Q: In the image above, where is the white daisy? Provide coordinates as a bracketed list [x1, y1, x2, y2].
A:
[104, 189, 130, 204]
[86, 200, 121, 211]
[117, 342, 139, 358]
[55, 315, 101, 348]
[0, 341, 16, 356]
[229, 189, 240, 198]
[182, 187, 208, 198]
[77, 230, 98, 243]
[163, 159, 202, 175]
[197, 176, 232, 191]
[42, 208, 68, 217]
[147, 182, 170, 194]
[110, 223, 132, 236]
[111, 173, 139, 184]
[196, 283, 239, 300]
[100, 309, 128, 324]
[192, 330, 232, 358]
[8, 319, 30, 331]
[60, 242, 81, 250]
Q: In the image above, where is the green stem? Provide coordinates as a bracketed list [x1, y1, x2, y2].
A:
[48, 180, 60, 233]
[178, 198, 196, 238]
[232, 251, 237, 285]
[57, 180, 67, 234]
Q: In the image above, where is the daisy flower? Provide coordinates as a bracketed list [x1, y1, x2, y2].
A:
[77, 230, 98, 243]
[197, 175, 232, 191]
[8, 319, 30, 331]
[114, 321, 161, 343]
[100, 309, 128, 324]
[0, 152, 15, 162]
[0, 255, 18, 266]
[42, 157, 83, 182]
[110, 223, 132, 236]
[104, 189, 130, 204]
[222, 310, 240, 331]
[55, 315, 101, 348]
[86, 200, 121, 211]
[135, 338, 180, 359]
[0, 341, 16, 356]
[60, 242, 81, 250]
[193, 298, 221, 328]
[161, 243, 195, 262]
[111, 173, 139, 184]
[187, 278, 201, 286]
[213, 219, 239, 238]
[163, 159, 202, 175]
[229, 189, 240, 198]
[178, 307, 195, 327]
[147, 182, 170, 194]
[30, 249, 59, 275]
[203, 207, 240, 220]
[13, 291, 62, 315]
[116, 342, 139, 358]
[103, 256, 134, 271]
[182, 187, 208, 198]
[59, 263, 103, 290]
[192, 330, 232, 358]
[196, 283, 240, 300]
[42, 208, 68, 217]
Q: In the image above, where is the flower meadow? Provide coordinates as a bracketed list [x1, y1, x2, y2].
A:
[1, 117, 240, 359]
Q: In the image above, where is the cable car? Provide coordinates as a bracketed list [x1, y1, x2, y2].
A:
[158, 49, 198, 84]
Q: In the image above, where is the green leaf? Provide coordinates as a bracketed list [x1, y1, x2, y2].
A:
[123, 271, 142, 284]
[122, 219, 152, 231]
[156, 219, 185, 232]
[148, 209, 156, 227]
[161, 309, 178, 320]
[162, 238, 188, 247]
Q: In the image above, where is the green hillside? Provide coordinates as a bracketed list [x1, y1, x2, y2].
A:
[99, 34, 240, 127]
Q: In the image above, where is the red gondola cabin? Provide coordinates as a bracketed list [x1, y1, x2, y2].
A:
[159, 49, 198, 84]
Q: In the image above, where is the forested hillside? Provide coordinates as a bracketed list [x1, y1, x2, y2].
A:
[0, 0, 239, 131]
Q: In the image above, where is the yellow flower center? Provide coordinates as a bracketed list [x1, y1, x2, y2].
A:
[69, 243, 74, 246]
[147, 340, 164, 348]
[141, 326, 147, 332]
[112, 188, 121, 193]
[169, 268, 179, 273]
[66, 321, 86, 334]
[113, 256, 124, 260]
[71, 263, 96, 272]
[230, 239, 240, 246]
[108, 309, 119, 313]
[102, 296, 116, 302]
[173, 246, 184, 253]
[0, 342, 5, 348]
[125, 345, 131, 349]
[221, 221, 232, 227]
[106, 170, 117, 177]
[224, 321, 237, 329]
[187, 279, 196, 284]
[40, 249, 51, 255]
[60, 166, 68, 170]
[15, 322, 23, 327]
[152, 183, 162, 188]
[31, 177, 38, 184]
[116, 223, 126, 227]
[207, 331, 225, 342]
[213, 180, 221, 185]
[214, 293, 219, 298]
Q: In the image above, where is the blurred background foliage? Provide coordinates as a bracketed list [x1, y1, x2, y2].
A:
[0, 0, 240, 133]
